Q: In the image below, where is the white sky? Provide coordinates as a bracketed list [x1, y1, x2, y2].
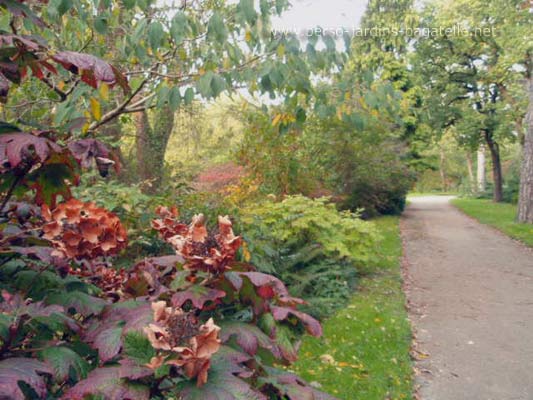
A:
[272, 0, 368, 31]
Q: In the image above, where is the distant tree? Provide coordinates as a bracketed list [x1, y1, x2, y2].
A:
[413, 0, 529, 202]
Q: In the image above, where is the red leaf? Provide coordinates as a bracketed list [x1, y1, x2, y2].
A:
[270, 306, 322, 337]
[29, 63, 44, 79]
[257, 285, 275, 300]
[0, 358, 52, 400]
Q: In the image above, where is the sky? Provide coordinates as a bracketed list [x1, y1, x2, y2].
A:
[271, 0, 368, 32]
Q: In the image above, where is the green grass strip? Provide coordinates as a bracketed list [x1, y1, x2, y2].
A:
[452, 198, 533, 247]
[291, 216, 413, 400]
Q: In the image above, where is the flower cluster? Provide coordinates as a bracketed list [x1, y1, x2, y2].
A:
[144, 301, 221, 387]
[152, 207, 242, 274]
[42, 198, 127, 259]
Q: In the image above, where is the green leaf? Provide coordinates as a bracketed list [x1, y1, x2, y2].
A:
[40, 346, 89, 381]
[94, 15, 108, 34]
[26, 157, 78, 207]
[170, 12, 188, 44]
[123, 331, 155, 365]
[122, 0, 135, 9]
[260, 0, 270, 17]
[49, 0, 72, 16]
[168, 87, 181, 112]
[207, 12, 227, 43]
[295, 107, 306, 123]
[156, 85, 170, 107]
[323, 34, 336, 52]
[0, 314, 12, 341]
[46, 290, 107, 316]
[169, 270, 189, 290]
[197, 71, 214, 98]
[210, 74, 227, 98]
[184, 87, 195, 104]
[239, 0, 257, 24]
[148, 21, 165, 50]
[0, 121, 21, 133]
[275, 0, 289, 14]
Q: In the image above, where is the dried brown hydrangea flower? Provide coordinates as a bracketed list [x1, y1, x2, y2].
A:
[152, 207, 242, 274]
[42, 198, 127, 259]
[144, 301, 221, 387]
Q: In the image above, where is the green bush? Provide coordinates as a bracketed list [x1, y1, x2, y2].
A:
[239, 196, 379, 318]
[338, 143, 415, 217]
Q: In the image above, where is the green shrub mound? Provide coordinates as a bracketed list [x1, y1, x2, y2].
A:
[240, 196, 379, 318]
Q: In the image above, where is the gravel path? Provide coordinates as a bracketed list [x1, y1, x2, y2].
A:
[401, 196, 533, 400]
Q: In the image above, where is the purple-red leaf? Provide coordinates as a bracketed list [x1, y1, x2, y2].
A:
[238, 272, 289, 297]
[261, 367, 338, 400]
[0, 33, 41, 50]
[178, 347, 267, 400]
[171, 286, 226, 309]
[68, 139, 111, 169]
[7, 246, 69, 270]
[0, 132, 61, 170]
[51, 51, 129, 92]
[238, 272, 305, 306]
[220, 322, 282, 359]
[61, 366, 150, 400]
[0, 358, 52, 400]
[84, 302, 152, 361]
[93, 327, 122, 363]
[270, 306, 322, 337]
[118, 359, 153, 380]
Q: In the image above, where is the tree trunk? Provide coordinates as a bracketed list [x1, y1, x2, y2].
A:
[466, 151, 474, 191]
[134, 106, 175, 194]
[518, 75, 533, 223]
[477, 145, 486, 193]
[439, 147, 447, 192]
[484, 130, 503, 203]
[134, 109, 152, 186]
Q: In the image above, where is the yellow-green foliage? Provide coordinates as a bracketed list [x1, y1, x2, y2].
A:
[242, 195, 379, 265]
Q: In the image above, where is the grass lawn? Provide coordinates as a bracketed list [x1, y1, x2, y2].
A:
[291, 217, 413, 400]
[452, 198, 533, 247]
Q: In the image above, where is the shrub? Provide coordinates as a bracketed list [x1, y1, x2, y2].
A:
[338, 143, 415, 217]
[240, 196, 379, 318]
[0, 32, 334, 399]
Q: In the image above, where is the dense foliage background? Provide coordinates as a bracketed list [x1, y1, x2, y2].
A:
[0, 0, 531, 398]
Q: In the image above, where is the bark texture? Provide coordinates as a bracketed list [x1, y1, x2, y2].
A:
[477, 146, 486, 193]
[518, 75, 533, 223]
[134, 106, 175, 193]
[484, 130, 503, 203]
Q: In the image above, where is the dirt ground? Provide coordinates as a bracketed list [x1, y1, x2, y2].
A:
[401, 196, 533, 400]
